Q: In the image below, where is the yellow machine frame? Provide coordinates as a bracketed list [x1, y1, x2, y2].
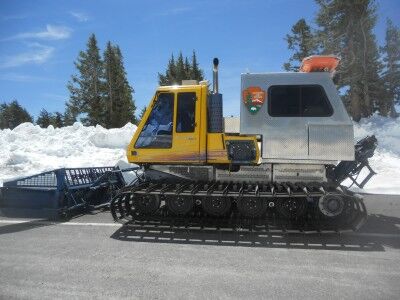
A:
[127, 83, 259, 165]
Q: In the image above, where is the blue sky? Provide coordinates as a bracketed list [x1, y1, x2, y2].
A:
[0, 0, 399, 119]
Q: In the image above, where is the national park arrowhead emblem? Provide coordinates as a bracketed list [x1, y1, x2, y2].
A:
[243, 86, 266, 114]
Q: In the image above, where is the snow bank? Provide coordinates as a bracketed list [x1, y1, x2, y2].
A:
[0, 122, 137, 186]
[0, 115, 399, 194]
[350, 114, 400, 195]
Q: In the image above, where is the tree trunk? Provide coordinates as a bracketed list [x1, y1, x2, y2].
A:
[360, 16, 372, 117]
[351, 90, 362, 122]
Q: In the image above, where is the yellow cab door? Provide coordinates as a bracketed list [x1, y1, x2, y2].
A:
[128, 86, 204, 164]
[173, 88, 202, 162]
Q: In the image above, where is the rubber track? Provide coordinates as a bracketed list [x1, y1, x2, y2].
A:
[110, 181, 368, 233]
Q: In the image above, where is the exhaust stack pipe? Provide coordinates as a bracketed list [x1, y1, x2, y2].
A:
[208, 57, 223, 133]
[213, 57, 219, 94]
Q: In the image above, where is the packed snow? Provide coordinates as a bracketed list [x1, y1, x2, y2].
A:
[349, 114, 400, 195]
[0, 122, 137, 186]
[0, 116, 399, 194]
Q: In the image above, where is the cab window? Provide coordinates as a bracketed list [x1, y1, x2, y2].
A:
[135, 93, 174, 148]
[176, 92, 196, 132]
[268, 85, 333, 117]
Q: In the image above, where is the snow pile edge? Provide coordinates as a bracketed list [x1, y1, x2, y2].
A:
[0, 122, 137, 186]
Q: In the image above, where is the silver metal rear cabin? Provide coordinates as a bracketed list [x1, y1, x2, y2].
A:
[240, 72, 354, 165]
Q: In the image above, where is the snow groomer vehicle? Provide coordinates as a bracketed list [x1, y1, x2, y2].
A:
[110, 56, 378, 232]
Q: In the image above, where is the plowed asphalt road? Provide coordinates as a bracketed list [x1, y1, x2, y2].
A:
[1, 194, 399, 299]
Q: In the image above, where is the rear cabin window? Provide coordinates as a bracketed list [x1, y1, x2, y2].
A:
[176, 92, 196, 132]
[135, 93, 174, 148]
[268, 85, 333, 117]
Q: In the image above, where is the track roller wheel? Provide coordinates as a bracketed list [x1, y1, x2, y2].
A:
[237, 197, 267, 217]
[202, 196, 232, 216]
[135, 194, 160, 214]
[314, 194, 365, 230]
[166, 195, 194, 215]
[276, 197, 307, 219]
[318, 194, 345, 217]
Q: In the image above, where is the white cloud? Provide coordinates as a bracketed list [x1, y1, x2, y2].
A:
[5, 24, 72, 41]
[70, 11, 90, 22]
[0, 43, 54, 68]
[42, 93, 67, 101]
[155, 7, 193, 16]
[0, 73, 50, 82]
[2, 14, 29, 21]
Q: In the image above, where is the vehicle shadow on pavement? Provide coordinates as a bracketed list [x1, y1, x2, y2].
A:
[110, 214, 400, 251]
[0, 206, 109, 236]
[0, 219, 55, 235]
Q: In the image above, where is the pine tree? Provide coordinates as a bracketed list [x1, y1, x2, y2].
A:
[176, 52, 186, 81]
[0, 100, 33, 129]
[36, 109, 52, 128]
[158, 51, 204, 85]
[191, 50, 204, 81]
[315, 0, 383, 121]
[380, 19, 400, 118]
[103, 42, 117, 127]
[66, 34, 104, 126]
[52, 112, 64, 128]
[284, 19, 319, 71]
[63, 110, 75, 126]
[103, 42, 136, 128]
[158, 54, 176, 85]
[36, 110, 64, 128]
[114, 45, 137, 126]
[65, 78, 82, 125]
[184, 57, 191, 79]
